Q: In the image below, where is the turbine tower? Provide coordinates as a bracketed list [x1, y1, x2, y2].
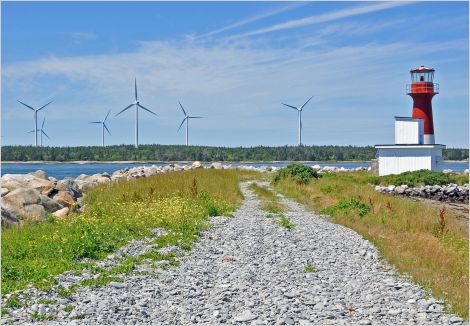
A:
[177, 101, 203, 146]
[17, 100, 53, 146]
[90, 110, 111, 147]
[28, 117, 50, 147]
[281, 96, 313, 146]
[115, 78, 157, 148]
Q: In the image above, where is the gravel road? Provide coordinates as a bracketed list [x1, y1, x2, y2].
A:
[2, 181, 465, 325]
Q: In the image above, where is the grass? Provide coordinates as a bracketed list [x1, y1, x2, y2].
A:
[37, 299, 57, 305]
[368, 169, 468, 187]
[248, 183, 286, 214]
[304, 264, 316, 273]
[277, 214, 295, 230]
[64, 305, 74, 313]
[1, 169, 259, 295]
[273, 171, 468, 319]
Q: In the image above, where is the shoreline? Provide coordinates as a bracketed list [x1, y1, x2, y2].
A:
[1, 160, 468, 165]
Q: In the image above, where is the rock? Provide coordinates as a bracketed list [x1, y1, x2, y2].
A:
[387, 185, 396, 192]
[56, 178, 82, 198]
[52, 207, 69, 219]
[443, 169, 453, 174]
[234, 310, 257, 322]
[39, 194, 64, 212]
[1, 188, 9, 197]
[285, 317, 295, 325]
[1, 188, 45, 222]
[210, 162, 223, 170]
[52, 191, 76, 208]
[29, 170, 48, 180]
[388, 309, 401, 316]
[192, 161, 203, 169]
[1, 174, 55, 194]
[1, 207, 19, 228]
[464, 169, 469, 174]
[311, 165, 322, 171]
[358, 319, 372, 325]
[449, 316, 464, 324]
[395, 186, 406, 194]
[109, 282, 126, 289]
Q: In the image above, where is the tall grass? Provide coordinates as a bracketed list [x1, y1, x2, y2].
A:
[248, 183, 286, 214]
[1, 169, 258, 294]
[274, 171, 468, 318]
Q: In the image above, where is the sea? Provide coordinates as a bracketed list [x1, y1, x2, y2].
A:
[1, 161, 468, 180]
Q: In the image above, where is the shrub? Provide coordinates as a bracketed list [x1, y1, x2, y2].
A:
[273, 164, 320, 184]
[321, 198, 371, 217]
[368, 169, 458, 187]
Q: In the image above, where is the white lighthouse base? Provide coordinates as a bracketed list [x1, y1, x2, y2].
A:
[423, 134, 435, 144]
[374, 144, 445, 176]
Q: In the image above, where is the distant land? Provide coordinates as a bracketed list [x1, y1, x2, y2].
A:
[1, 145, 468, 162]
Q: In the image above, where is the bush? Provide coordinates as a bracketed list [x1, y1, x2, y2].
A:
[368, 170, 458, 187]
[320, 198, 371, 217]
[273, 164, 321, 184]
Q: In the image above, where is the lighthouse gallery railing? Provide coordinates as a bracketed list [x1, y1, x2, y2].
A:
[406, 83, 439, 94]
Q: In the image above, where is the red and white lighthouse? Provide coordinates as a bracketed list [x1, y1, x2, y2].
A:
[406, 66, 439, 144]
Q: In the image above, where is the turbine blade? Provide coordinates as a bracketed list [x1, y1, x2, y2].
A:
[177, 118, 186, 132]
[188, 116, 203, 119]
[38, 100, 54, 111]
[178, 101, 187, 116]
[17, 100, 35, 111]
[27, 130, 36, 133]
[41, 130, 50, 139]
[282, 103, 298, 111]
[134, 78, 138, 101]
[104, 123, 111, 135]
[89, 121, 101, 124]
[300, 96, 314, 110]
[41, 117, 46, 128]
[115, 104, 134, 116]
[137, 104, 157, 116]
[104, 110, 111, 122]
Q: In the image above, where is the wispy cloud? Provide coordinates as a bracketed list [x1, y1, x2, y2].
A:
[198, 2, 306, 38]
[70, 32, 96, 44]
[232, 1, 414, 38]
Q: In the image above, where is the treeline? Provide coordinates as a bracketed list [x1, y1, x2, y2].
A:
[1, 145, 468, 162]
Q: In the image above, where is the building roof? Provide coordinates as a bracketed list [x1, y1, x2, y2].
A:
[394, 116, 423, 121]
[410, 65, 434, 72]
[375, 144, 446, 149]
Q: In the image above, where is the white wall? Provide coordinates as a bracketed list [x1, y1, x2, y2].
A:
[395, 119, 423, 144]
[377, 147, 443, 176]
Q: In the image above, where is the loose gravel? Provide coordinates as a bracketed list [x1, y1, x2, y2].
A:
[2, 181, 465, 325]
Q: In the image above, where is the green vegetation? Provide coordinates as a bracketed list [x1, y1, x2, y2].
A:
[321, 198, 371, 217]
[37, 299, 57, 305]
[273, 171, 468, 318]
[64, 305, 74, 313]
[304, 264, 316, 273]
[1, 169, 258, 294]
[369, 169, 468, 187]
[248, 183, 286, 214]
[30, 312, 52, 321]
[4, 294, 24, 308]
[3, 144, 468, 162]
[277, 214, 295, 230]
[273, 163, 321, 184]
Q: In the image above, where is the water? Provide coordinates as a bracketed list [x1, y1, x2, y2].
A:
[1, 161, 468, 180]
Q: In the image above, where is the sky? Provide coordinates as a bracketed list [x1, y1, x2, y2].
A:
[2, 1, 468, 148]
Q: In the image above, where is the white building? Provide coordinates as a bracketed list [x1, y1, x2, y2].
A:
[375, 117, 445, 176]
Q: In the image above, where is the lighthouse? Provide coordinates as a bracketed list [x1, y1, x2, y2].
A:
[374, 66, 445, 176]
[407, 66, 439, 144]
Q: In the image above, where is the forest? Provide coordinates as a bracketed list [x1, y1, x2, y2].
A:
[1, 145, 468, 162]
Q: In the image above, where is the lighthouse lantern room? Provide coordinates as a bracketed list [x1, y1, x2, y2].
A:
[375, 66, 445, 176]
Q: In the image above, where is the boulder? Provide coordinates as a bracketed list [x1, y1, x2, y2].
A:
[52, 191, 76, 208]
[39, 194, 64, 213]
[1, 188, 45, 222]
[387, 185, 396, 192]
[311, 165, 322, 171]
[1, 207, 19, 228]
[29, 170, 48, 180]
[210, 162, 223, 170]
[464, 169, 469, 174]
[52, 207, 69, 219]
[1, 188, 9, 197]
[56, 178, 82, 198]
[191, 161, 203, 169]
[442, 169, 453, 174]
[1, 174, 55, 195]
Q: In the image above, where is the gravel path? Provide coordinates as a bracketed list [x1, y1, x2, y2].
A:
[2, 181, 465, 325]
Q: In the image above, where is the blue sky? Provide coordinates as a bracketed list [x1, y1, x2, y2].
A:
[2, 1, 468, 148]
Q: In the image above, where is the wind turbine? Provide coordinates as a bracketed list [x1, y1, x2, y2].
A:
[115, 78, 157, 148]
[89, 110, 111, 147]
[28, 117, 50, 147]
[177, 101, 203, 146]
[281, 96, 313, 146]
[17, 100, 53, 146]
